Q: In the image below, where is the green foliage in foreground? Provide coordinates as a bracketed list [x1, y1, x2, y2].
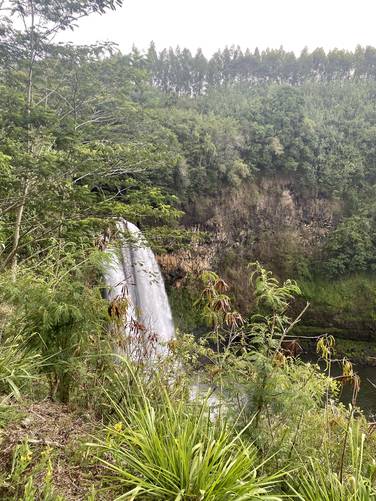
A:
[0, 250, 110, 404]
[290, 423, 376, 500]
[1, 1, 376, 499]
[0, 335, 41, 400]
[95, 387, 282, 500]
[0, 255, 375, 500]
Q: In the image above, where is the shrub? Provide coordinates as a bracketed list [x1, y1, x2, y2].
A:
[92, 386, 283, 500]
[0, 251, 110, 403]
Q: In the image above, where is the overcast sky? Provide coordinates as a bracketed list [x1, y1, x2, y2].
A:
[59, 0, 376, 56]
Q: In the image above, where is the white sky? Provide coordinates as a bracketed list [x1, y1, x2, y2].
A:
[59, 0, 376, 56]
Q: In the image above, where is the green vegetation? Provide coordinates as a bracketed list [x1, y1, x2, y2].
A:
[1, 256, 374, 499]
[1, 1, 376, 499]
[0, 335, 40, 399]
[95, 387, 282, 500]
[297, 274, 376, 342]
[289, 424, 376, 500]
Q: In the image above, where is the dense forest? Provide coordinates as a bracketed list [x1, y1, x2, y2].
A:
[1, 0, 376, 499]
[144, 43, 376, 92]
[130, 43, 376, 344]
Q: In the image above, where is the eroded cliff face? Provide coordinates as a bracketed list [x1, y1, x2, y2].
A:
[160, 176, 376, 343]
[193, 177, 339, 252]
[160, 177, 376, 343]
[161, 176, 340, 296]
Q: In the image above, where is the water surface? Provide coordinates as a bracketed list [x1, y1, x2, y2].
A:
[304, 354, 376, 418]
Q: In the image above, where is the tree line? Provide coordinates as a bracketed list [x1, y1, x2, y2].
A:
[139, 43, 376, 95]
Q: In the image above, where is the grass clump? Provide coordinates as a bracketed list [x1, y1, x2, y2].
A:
[289, 423, 376, 500]
[94, 386, 283, 500]
[0, 335, 41, 400]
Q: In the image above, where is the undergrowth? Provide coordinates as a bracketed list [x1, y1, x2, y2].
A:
[0, 261, 375, 499]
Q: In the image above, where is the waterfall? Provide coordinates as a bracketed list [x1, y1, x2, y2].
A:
[104, 219, 175, 358]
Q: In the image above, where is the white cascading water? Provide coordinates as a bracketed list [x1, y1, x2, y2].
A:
[105, 220, 219, 410]
[104, 219, 175, 358]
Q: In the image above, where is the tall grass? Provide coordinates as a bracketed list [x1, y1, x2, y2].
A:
[91, 361, 283, 500]
[0, 335, 40, 399]
[289, 423, 376, 500]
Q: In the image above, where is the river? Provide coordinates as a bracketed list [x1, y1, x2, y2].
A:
[304, 354, 376, 418]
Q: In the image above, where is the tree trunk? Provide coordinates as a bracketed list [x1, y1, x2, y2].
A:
[9, 0, 35, 276]
[10, 181, 30, 276]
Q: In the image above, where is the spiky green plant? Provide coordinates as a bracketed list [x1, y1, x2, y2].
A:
[0, 335, 40, 399]
[92, 381, 283, 500]
[289, 423, 376, 500]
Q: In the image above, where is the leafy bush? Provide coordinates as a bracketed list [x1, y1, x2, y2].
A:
[323, 215, 376, 276]
[175, 264, 354, 472]
[0, 250, 110, 403]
